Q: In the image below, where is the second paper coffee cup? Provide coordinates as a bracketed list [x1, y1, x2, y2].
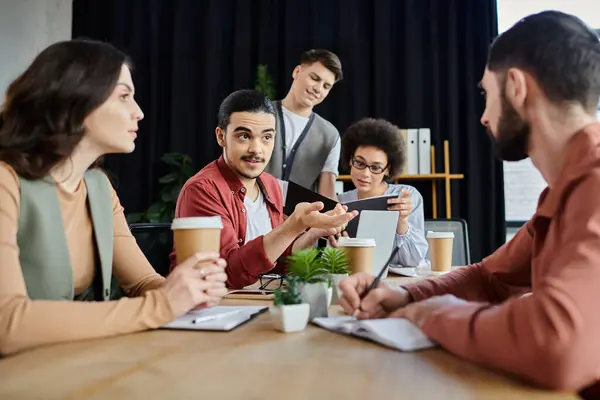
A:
[426, 231, 454, 273]
[337, 237, 376, 275]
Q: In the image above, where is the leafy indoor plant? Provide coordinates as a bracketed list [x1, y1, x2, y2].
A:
[254, 64, 276, 100]
[269, 275, 310, 333]
[127, 152, 195, 223]
[320, 246, 350, 305]
[286, 248, 332, 319]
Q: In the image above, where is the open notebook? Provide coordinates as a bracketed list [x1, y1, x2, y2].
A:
[162, 306, 267, 331]
[312, 316, 436, 351]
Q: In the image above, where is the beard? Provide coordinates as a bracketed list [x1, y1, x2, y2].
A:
[487, 91, 531, 161]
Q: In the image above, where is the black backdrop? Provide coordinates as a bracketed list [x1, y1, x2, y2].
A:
[72, 0, 504, 262]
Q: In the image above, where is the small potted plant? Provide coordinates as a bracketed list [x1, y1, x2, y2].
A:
[269, 275, 310, 333]
[286, 248, 332, 319]
[321, 246, 350, 305]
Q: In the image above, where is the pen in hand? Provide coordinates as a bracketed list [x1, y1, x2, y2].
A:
[353, 246, 401, 317]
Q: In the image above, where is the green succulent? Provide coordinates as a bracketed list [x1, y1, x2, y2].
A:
[286, 248, 329, 284]
[273, 275, 302, 306]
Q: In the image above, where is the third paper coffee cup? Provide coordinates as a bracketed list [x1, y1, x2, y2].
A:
[426, 231, 454, 272]
[337, 237, 376, 275]
[171, 216, 223, 265]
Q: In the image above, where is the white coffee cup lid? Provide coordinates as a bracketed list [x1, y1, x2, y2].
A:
[426, 231, 454, 239]
[337, 237, 376, 247]
[171, 216, 223, 230]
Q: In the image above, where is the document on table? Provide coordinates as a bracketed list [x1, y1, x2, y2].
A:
[162, 306, 267, 331]
[312, 316, 436, 351]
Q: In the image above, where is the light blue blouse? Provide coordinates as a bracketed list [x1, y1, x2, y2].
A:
[337, 184, 429, 266]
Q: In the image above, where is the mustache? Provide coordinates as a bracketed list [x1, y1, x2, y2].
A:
[241, 155, 265, 163]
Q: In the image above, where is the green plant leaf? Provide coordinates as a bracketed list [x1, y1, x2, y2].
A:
[161, 153, 184, 167]
[158, 172, 178, 184]
[255, 64, 276, 100]
[321, 247, 350, 275]
[274, 276, 302, 305]
[160, 185, 181, 203]
[287, 248, 329, 284]
[126, 212, 145, 224]
[273, 288, 284, 306]
[158, 185, 181, 203]
[146, 202, 167, 221]
[134, 152, 194, 225]
[162, 204, 176, 222]
[181, 164, 195, 178]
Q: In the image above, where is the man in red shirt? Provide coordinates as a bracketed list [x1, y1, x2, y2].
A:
[340, 11, 600, 397]
[171, 89, 356, 289]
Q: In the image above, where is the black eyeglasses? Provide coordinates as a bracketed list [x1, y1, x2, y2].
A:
[351, 157, 387, 174]
[258, 273, 285, 291]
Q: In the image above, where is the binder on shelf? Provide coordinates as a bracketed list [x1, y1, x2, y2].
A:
[406, 129, 419, 175]
[334, 181, 345, 196]
[418, 128, 431, 174]
[399, 129, 408, 175]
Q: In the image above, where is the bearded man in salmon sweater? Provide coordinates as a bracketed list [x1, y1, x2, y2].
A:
[340, 11, 600, 398]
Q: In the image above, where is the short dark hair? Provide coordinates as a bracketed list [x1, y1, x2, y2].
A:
[217, 89, 276, 130]
[300, 49, 343, 82]
[0, 38, 131, 180]
[487, 11, 600, 112]
[341, 118, 406, 177]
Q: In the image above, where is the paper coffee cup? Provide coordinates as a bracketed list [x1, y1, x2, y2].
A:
[426, 231, 454, 272]
[337, 237, 376, 275]
[171, 216, 223, 265]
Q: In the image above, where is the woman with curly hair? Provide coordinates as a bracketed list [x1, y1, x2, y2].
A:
[338, 118, 428, 266]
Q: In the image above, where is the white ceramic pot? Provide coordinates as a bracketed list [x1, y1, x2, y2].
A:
[298, 282, 332, 319]
[269, 303, 310, 333]
[329, 273, 348, 305]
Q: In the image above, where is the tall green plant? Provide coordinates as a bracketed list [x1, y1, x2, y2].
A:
[321, 247, 350, 275]
[254, 64, 276, 100]
[286, 248, 329, 284]
[127, 152, 195, 223]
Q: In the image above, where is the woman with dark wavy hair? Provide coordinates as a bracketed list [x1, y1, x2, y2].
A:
[0, 39, 227, 355]
[338, 118, 428, 267]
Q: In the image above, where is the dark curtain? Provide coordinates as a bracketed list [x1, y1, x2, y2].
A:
[72, 0, 503, 263]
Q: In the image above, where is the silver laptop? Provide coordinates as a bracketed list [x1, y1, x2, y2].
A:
[356, 210, 399, 278]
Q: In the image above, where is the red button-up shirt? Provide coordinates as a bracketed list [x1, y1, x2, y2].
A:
[402, 123, 600, 395]
[170, 156, 289, 288]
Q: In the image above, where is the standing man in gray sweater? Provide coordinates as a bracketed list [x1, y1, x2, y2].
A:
[265, 49, 343, 199]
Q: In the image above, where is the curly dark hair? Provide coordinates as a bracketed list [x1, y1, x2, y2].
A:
[0, 38, 131, 180]
[341, 118, 406, 177]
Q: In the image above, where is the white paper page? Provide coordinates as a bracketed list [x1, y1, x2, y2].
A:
[355, 318, 435, 351]
[313, 316, 436, 351]
[312, 316, 356, 333]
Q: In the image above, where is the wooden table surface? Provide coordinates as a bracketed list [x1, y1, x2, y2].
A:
[0, 311, 577, 399]
[0, 276, 578, 399]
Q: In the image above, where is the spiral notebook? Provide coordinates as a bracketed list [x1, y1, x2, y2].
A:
[312, 316, 436, 351]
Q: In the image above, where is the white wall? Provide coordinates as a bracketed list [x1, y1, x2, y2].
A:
[497, 0, 600, 32]
[0, 0, 72, 98]
[497, 0, 600, 224]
